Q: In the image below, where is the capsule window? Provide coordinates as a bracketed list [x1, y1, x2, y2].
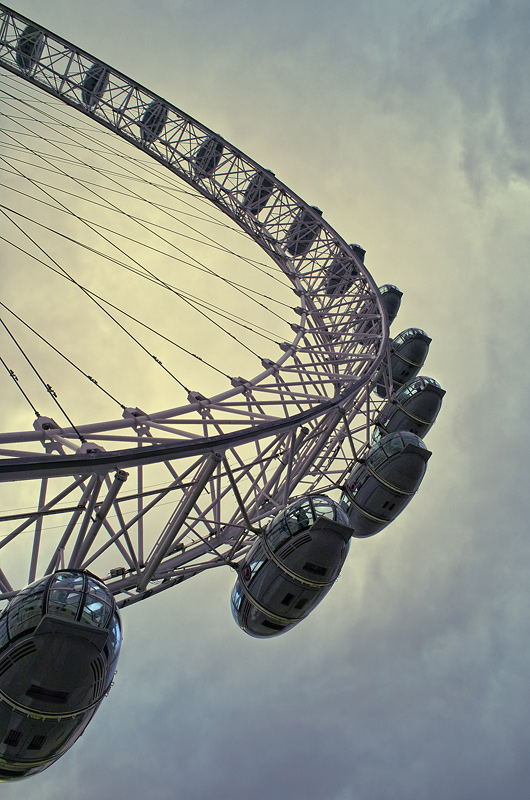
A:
[7, 584, 46, 640]
[267, 519, 291, 550]
[394, 431, 423, 450]
[311, 499, 336, 521]
[367, 446, 388, 470]
[382, 435, 405, 458]
[231, 585, 243, 611]
[48, 591, 81, 619]
[340, 495, 352, 513]
[334, 504, 350, 527]
[294, 598, 308, 610]
[396, 382, 415, 399]
[80, 594, 112, 628]
[106, 613, 122, 662]
[249, 558, 266, 578]
[392, 332, 408, 348]
[281, 593, 295, 606]
[286, 501, 314, 534]
[47, 573, 84, 620]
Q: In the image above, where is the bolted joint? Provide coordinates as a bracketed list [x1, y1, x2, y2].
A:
[123, 406, 147, 419]
[76, 442, 106, 455]
[34, 416, 61, 433]
[231, 376, 251, 391]
[261, 358, 279, 372]
[188, 390, 210, 406]
[123, 407, 150, 434]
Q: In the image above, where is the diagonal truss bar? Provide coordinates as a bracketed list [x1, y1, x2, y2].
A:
[137, 450, 223, 591]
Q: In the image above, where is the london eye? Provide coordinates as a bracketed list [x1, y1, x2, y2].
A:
[0, 4, 443, 780]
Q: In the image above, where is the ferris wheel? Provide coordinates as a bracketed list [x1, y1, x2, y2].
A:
[0, 3, 395, 606]
[0, 4, 444, 781]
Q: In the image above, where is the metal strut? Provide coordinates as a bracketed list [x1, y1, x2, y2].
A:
[137, 451, 223, 591]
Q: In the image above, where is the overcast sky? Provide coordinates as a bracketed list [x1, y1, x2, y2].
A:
[3, 0, 530, 798]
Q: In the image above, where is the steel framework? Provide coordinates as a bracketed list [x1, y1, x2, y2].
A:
[0, 4, 392, 607]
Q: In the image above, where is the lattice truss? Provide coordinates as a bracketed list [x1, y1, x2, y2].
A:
[0, 5, 393, 605]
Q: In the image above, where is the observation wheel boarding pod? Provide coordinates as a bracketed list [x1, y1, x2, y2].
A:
[232, 495, 352, 638]
[0, 570, 121, 780]
[0, 3, 398, 606]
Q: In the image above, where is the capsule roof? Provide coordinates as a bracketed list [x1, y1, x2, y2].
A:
[395, 375, 445, 400]
[367, 430, 430, 466]
[379, 284, 403, 325]
[392, 328, 431, 348]
[266, 494, 349, 542]
[350, 244, 366, 262]
[379, 283, 402, 295]
[2, 570, 118, 645]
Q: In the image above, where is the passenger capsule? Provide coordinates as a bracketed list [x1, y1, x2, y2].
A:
[0, 571, 121, 781]
[81, 64, 108, 108]
[284, 206, 323, 257]
[139, 101, 168, 144]
[193, 137, 224, 177]
[379, 284, 403, 325]
[373, 376, 445, 442]
[350, 244, 366, 263]
[375, 327, 432, 397]
[15, 25, 45, 72]
[324, 243, 363, 296]
[242, 170, 275, 216]
[340, 431, 431, 538]
[231, 495, 351, 638]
